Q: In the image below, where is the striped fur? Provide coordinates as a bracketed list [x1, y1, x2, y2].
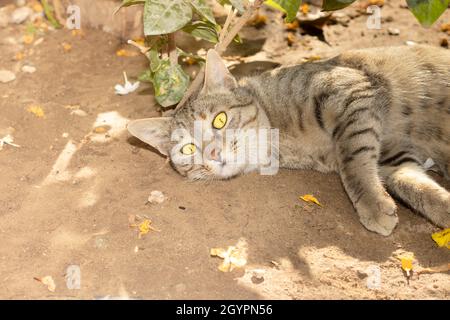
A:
[128, 45, 450, 236]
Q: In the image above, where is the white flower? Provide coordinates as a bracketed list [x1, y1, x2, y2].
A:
[0, 134, 20, 150]
[114, 71, 140, 95]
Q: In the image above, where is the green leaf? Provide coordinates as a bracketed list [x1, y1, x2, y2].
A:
[321, 0, 356, 11]
[138, 69, 154, 83]
[182, 21, 219, 43]
[218, 0, 246, 14]
[264, 0, 302, 22]
[143, 0, 193, 36]
[189, 0, 216, 24]
[153, 60, 190, 107]
[406, 0, 449, 27]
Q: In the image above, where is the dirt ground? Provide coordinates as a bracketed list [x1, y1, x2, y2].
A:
[0, 0, 449, 299]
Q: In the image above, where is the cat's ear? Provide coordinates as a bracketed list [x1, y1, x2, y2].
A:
[127, 117, 172, 156]
[202, 49, 237, 94]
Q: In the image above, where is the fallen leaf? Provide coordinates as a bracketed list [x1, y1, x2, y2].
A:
[440, 23, 450, 34]
[285, 20, 299, 31]
[417, 263, 450, 275]
[62, 42, 72, 52]
[0, 134, 21, 150]
[116, 49, 139, 57]
[299, 194, 322, 206]
[93, 125, 110, 134]
[397, 252, 415, 277]
[432, 228, 450, 249]
[300, 3, 309, 15]
[14, 52, 25, 61]
[22, 34, 34, 44]
[71, 29, 85, 37]
[34, 276, 56, 292]
[133, 219, 160, 239]
[27, 105, 45, 118]
[287, 33, 297, 46]
[210, 239, 248, 272]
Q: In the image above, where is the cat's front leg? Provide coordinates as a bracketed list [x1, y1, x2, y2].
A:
[332, 108, 398, 236]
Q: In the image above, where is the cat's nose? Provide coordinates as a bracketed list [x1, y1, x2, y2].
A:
[209, 148, 222, 162]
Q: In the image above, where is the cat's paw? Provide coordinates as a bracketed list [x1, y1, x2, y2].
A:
[357, 195, 399, 236]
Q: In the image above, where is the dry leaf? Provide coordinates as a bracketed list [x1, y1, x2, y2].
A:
[431, 228, 450, 249]
[210, 239, 248, 272]
[27, 105, 45, 118]
[440, 23, 450, 34]
[14, 52, 25, 61]
[285, 20, 299, 31]
[300, 3, 309, 15]
[116, 49, 139, 57]
[299, 194, 322, 206]
[133, 219, 160, 239]
[62, 42, 72, 52]
[397, 252, 415, 277]
[22, 34, 34, 45]
[417, 263, 450, 275]
[34, 276, 56, 292]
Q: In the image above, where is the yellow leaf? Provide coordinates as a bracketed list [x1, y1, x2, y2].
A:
[27, 106, 45, 118]
[14, 52, 25, 61]
[22, 34, 34, 45]
[299, 194, 322, 206]
[62, 42, 72, 52]
[397, 252, 414, 276]
[210, 240, 248, 272]
[116, 49, 138, 57]
[300, 3, 309, 15]
[431, 228, 450, 249]
[137, 219, 160, 238]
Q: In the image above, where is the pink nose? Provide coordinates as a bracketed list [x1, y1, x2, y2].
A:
[209, 147, 223, 162]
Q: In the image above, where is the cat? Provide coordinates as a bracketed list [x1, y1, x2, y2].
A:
[128, 45, 450, 236]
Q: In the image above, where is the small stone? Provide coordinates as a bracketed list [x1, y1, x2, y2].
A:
[388, 27, 400, 36]
[70, 109, 87, 117]
[0, 70, 16, 83]
[148, 190, 165, 204]
[440, 38, 448, 48]
[62, 132, 69, 138]
[250, 269, 265, 284]
[10, 6, 32, 24]
[21, 65, 36, 73]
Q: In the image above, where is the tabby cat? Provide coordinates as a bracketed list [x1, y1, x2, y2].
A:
[128, 45, 450, 236]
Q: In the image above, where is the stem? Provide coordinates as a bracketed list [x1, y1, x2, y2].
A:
[175, 0, 264, 111]
[168, 33, 178, 66]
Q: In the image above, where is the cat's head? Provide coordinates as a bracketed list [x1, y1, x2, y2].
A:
[128, 50, 273, 180]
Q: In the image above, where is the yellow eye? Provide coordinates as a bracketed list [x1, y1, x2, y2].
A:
[212, 112, 227, 130]
[181, 143, 196, 155]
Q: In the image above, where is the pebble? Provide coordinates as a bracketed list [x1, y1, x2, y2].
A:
[0, 70, 16, 83]
[388, 27, 400, 36]
[21, 65, 36, 73]
[10, 6, 32, 24]
[70, 109, 87, 117]
[147, 190, 165, 204]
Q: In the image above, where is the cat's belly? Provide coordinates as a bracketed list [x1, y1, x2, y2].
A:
[279, 142, 338, 173]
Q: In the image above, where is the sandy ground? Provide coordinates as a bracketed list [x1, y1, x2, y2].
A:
[0, 0, 449, 299]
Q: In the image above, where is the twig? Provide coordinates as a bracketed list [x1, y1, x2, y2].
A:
[168, 33, 178, 66]
[175, 0, 264, 112]
[219, 7, 237, 44]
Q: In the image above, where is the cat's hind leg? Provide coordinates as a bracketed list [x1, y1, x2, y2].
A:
[380, 162, 450, 228]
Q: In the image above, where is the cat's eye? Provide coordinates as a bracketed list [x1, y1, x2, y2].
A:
[212, 112, 227, 130]
[180, 143, 196, 155]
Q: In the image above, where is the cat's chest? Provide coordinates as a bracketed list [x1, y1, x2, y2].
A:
[278, 132, 338, 173]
